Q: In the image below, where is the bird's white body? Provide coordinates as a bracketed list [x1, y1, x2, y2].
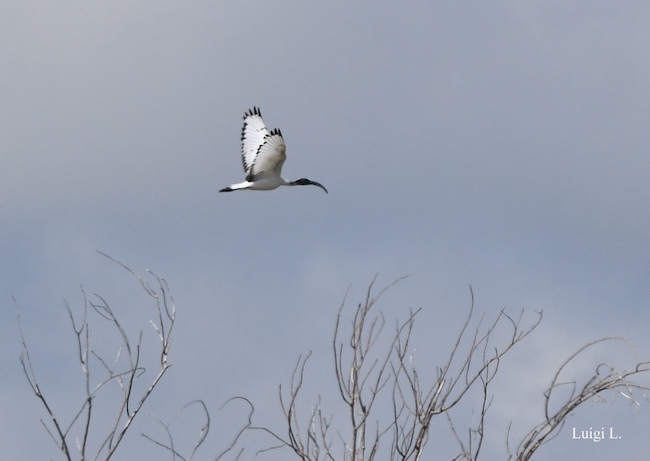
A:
[225, 176, 288, 191]
[220, 107, 327, 194]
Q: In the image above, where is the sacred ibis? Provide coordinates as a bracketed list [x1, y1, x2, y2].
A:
[219, 107, 328, 194]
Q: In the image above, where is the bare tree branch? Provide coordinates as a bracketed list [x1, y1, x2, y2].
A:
[143, 396, 258, 461]
[511, 338, 650, 461]
[17, 304, 73, 461]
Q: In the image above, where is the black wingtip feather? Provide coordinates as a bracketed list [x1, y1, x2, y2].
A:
[244, 106, 261, 119]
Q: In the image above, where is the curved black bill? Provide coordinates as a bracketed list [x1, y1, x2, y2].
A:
[292, 178, 328, 193]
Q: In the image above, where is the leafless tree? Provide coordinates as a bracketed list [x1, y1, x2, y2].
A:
[17, 252, 175, 461]
[17, 252, 255, 461]
[17, 268, 650, 461]
[263, 276, 650, 461]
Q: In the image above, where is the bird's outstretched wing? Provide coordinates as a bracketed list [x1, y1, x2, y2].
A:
[241, 107, 269, 174]
[248, 128, 286, 180]
[241, 107, 287, 181]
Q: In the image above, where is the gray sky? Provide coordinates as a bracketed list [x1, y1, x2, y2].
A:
[2, 1, 650, 459]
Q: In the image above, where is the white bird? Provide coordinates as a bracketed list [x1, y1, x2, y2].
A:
[220, 107, 328, 194]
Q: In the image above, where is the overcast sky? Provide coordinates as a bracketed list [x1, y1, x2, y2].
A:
[2, 1, 650, 460]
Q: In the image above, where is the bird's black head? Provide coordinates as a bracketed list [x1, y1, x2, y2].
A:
[291, 178, 328, 193]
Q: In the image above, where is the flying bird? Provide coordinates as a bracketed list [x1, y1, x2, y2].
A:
[220, 107, 328, 194]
